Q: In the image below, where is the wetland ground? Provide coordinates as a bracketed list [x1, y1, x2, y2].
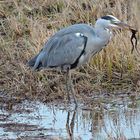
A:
[0, 0, 140, 139]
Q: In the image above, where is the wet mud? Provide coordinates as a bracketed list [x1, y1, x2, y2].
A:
[0, 92, 140, 140]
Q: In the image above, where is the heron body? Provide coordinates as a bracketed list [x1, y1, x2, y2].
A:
[28, 15, 131, 106]
[29, 23, 111, 70]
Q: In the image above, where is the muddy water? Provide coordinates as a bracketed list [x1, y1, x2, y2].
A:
[0, 93, 140, 140]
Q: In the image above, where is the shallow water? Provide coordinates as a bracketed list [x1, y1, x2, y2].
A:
[0, 94, 140, 140]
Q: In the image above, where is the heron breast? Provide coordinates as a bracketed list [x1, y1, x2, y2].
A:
[78, 52, 90, 66]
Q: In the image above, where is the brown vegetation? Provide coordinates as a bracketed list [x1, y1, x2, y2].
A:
[0, 0, 140, 102]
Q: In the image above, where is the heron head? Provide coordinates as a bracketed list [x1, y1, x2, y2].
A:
[95, 15, 132, 30]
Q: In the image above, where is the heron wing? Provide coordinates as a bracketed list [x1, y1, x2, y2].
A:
[42, 33, 87, 68]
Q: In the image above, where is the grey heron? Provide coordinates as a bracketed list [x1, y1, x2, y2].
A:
[28, 15, 135, 106]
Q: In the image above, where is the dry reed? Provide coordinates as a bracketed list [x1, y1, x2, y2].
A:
[0, 0, 140, 102]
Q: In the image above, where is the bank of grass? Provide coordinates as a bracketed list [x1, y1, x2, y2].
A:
[0, 0, 140, 102]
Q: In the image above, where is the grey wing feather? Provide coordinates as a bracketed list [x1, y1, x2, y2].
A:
[42, 33, 86, 68]
[28, 24, 94, 70]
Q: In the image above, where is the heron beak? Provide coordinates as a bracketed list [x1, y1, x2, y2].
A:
[114, 21, 135, 31]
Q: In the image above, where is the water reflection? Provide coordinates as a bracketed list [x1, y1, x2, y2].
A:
[0, 95, 140, 139]
[66, 106, 77, 140]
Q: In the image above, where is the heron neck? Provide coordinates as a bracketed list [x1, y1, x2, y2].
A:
[94, 26, 112, 43]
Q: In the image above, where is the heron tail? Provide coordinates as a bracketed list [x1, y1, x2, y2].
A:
[27, 54, 43, 70]
[28, 55, 38, 67]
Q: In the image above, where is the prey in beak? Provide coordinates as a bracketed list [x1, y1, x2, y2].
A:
[113, 21, 139, 54]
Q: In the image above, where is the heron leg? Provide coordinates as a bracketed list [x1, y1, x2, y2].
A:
[66, 69, 70, 103]
[66, 68, 78, 106]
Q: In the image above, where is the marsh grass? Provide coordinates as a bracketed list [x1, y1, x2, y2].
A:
[0, 0, 140, 102]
